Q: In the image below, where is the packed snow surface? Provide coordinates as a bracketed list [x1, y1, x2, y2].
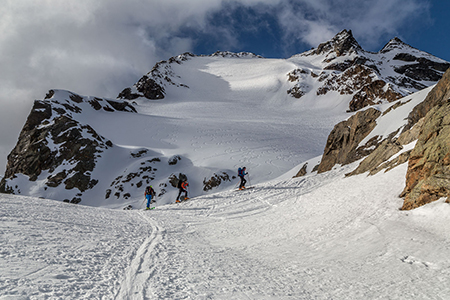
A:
[2, 162, 450, 299]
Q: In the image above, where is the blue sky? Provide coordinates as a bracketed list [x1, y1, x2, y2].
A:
[407, 1, 450, 61]
[187, 0, 450, 61]
[0, 0, 449, 171]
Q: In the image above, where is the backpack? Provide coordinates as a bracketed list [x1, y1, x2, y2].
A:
[177, 173, 187, 188]
[146, 186, 155, 196]
[238, 167, 243, 177]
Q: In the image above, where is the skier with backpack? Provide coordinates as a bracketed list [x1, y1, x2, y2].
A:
[176, 178, 189, 203]
[144, 186, 156, 210]
[238, 167, 248, 190]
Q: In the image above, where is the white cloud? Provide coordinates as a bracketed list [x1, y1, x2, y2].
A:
[276, 0, 430, 51]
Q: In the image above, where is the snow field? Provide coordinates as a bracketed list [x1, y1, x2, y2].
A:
[3, 158, 449, 299]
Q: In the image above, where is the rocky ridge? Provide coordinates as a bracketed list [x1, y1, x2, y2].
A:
[0, 90, 131, 202]
[118, 51, 262, 101]
[119, 29, 449, 115]
[303, 68, 450, 210]
[0, 89, 234, 204]
[290, 30, 449, 112]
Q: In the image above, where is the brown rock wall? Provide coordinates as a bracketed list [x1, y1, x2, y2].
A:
[400, 99, 450, 209]
[317, 108, 381, 173]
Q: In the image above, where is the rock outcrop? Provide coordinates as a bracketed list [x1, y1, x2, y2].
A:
[346, 118, 423, 177]
[316, 108, 382, 173]
[118, 52, 195, 101]
[313, 67, 450, 210]
[0, 90, 131, 202]
[403, 68, 450, 132]
[203, 172, 231, 191]
[400, 69, 450, 209]
[308, 29, 362, 57]
[291, 30, 449, 112]
[400, 99, 450, 209]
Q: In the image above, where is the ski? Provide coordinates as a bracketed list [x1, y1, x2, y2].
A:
[236, 186, 254, 191]
[175, 197, 190, 203]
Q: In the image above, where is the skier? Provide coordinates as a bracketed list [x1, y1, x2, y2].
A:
[145, 186, 156, 210]
[238, 167, 247, 190]
[176, 179, 189, 203]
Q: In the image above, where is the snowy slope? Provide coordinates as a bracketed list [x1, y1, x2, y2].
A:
[1, 56, 353, 208]
[2, 161, 450, 299]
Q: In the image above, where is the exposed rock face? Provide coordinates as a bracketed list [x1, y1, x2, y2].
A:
[309, 29, 362, 57]
[291, 30, 450, 112]
[118, 77, 165, 100]
[209, 51, 262, 58]
[0, 90, 133, 202]
[398, 69, 450, 209]
[348, 80, 403, 112]
[287, 69, 311, 98]
[403, 68, 450, 132]
[346, 118, 423, 177]
[203, 172, 231, 191]
[118, 52, 196, 100]
[108, 157, 161, 200]
[294, 163, 308, 178]
[400, 99, 450, 210]
[317, 108, 382, 173]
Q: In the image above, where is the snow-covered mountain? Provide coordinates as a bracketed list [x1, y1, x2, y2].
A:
[0, 30, 449, 209]
[120, 30, 449, 112]
[2, 29, 450, 299]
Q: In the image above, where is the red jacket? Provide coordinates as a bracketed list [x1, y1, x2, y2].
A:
[181, 181, 188, 190]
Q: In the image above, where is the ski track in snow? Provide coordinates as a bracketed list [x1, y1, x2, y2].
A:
[114, 214, 162, 300]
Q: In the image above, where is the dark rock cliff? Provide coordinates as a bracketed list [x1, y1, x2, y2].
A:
[0, 90, 134, 203]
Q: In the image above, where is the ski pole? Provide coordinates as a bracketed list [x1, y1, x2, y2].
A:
[247, 173, 252, 187]
[234, 180, 239, 188]
[152, 196, 156, 209]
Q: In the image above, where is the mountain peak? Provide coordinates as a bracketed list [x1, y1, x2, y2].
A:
[380, 37, 413, 53]
[312, 29, 362, 57]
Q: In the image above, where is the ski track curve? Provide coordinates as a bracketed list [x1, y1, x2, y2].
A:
[115, 212, 163, 300]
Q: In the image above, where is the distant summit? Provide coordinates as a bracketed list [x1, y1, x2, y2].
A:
[308, 29, 362, 57]
[380, 37, 413, 53]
